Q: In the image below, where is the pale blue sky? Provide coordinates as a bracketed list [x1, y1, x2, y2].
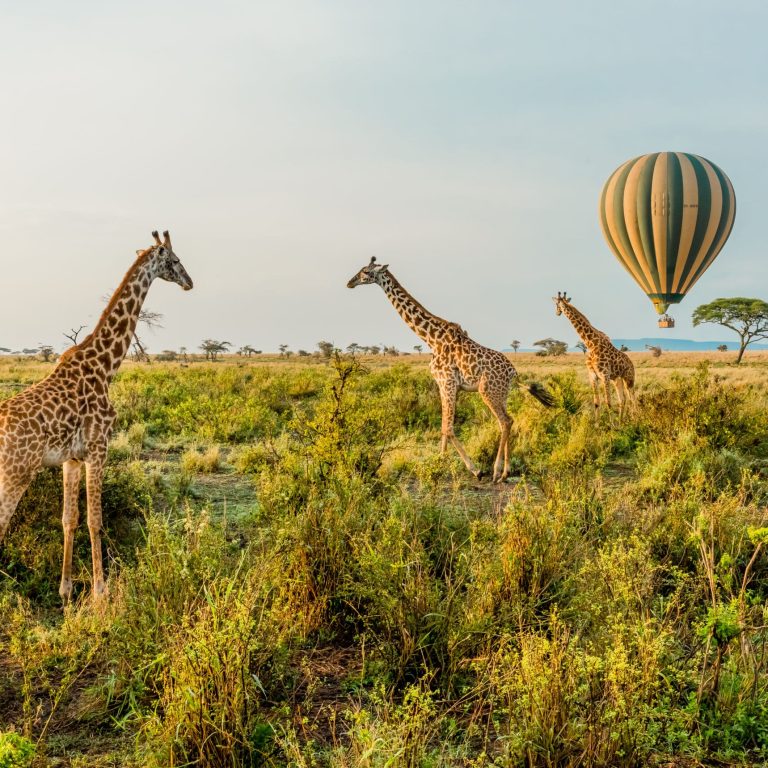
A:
[0, 1, 766, 353]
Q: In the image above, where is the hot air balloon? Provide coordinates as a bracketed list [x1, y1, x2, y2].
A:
[598, 152, 736, 328]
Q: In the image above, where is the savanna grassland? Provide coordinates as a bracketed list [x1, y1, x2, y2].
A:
[1, 351, 768, 767]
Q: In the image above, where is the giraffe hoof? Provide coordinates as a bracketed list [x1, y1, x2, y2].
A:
[474, 469, 486, 481]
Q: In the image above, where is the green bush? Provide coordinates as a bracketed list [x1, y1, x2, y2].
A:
[0, 733, 35, 768]
[2, 460, 152, 603]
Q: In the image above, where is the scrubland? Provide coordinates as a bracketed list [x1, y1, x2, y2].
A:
[1, 351, 768, 767]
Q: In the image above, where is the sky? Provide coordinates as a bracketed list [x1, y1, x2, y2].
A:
[0, 1, 766, 354]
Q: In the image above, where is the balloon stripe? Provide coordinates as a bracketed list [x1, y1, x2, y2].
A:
[666, 152, 684, 293]
[622, 156, 656, 292]
[686, 163, 736, 292]
[651, 152, 669, 294]
[602, 161, 648, 290]
[680, 159, 723, 294]
[671, 153, 699, 292]
[677, 154, 713, 289]
[609, 159, 654, 292]
[636, 153, 661, 294]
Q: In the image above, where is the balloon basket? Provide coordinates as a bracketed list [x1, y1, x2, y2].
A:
[658, 315, 675, 329]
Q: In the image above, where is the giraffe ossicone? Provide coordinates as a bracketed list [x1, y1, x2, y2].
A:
[348, 258, 554, 483]
[0, 231, 193, 604]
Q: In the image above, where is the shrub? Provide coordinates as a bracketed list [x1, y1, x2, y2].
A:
[180, 445, 223, 474]
[2, 460, 152, 603]
[0, 733, 35, 768]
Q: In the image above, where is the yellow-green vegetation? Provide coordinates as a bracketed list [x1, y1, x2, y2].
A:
[1, 352, 768, 766]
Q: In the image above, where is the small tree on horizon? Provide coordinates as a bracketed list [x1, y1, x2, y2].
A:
[511, 340, 521, 354]
[645, 344, 662, 358]
[717, 344, 728, 352]
[534, 338, 568, 357]
[63, 325, 86, 345]
[200, 339, 231, 361]
[39, 346, 55, 361]
[692, 297, 768, 364]
[317, 340, 335, 358]
[574, 341, 587, 354]
[38, 345, 55, 362]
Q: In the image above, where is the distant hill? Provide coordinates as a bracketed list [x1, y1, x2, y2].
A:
[610, 338, 768, 352]
[505, 338, 768, 353]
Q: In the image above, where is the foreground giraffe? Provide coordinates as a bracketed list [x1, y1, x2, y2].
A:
[348, 257, 553, 482]
[553, 291, 635, 415]
[0, 231, 193, 603]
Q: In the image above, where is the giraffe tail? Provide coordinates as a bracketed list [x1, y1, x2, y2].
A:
[526, 381, 555, 408]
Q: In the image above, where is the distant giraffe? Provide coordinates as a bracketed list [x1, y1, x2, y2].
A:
[348, 258, 553, 482]
[553, 292, 635, 414]
[0, 231, 193, 603]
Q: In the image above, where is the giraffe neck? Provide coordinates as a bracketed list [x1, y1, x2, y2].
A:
[561, 303, 604, 348]
[61, 253, 155, 381]
[377, 270, 453, 347]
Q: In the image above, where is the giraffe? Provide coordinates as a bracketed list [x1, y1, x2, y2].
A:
[0, 231, 193, 603]
[347, 257, 554, 482]
[553, 292, 635, 415]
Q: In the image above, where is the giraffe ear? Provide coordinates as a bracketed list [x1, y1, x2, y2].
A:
[378, 263, 389, 271]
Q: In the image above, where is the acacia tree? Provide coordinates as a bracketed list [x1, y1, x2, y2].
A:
[534, 338, 568, 357]
[692, 298, 768, 364]
[574, 341, 587, 354]
[200, 339, 231, 361]
[38, 344, 56, 362]
[317, 341, 335, 358]
[510, 340, 521, 354]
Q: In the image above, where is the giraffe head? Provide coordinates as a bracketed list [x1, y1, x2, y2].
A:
[553, 291, 571, 316]
[347, 256, 389, 288]
[144, 230, 194, 291]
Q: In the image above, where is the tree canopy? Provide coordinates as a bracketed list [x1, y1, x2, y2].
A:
[692, 298, 768, 364]
[533, 338, 568, 357]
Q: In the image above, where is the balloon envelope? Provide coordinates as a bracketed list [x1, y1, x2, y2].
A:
[599, 152, 736, 315]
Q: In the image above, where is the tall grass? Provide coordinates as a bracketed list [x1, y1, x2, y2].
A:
[1, 357, 768, 766]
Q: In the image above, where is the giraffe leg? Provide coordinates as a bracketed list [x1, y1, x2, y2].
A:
[587, 370, 600, 414]
[59, 459, 82, 605]
[601, 378, 612, 410]
[0, 478, 32, 542]
[625, 380, 638, 414]
[437, 379, 481, 479]
[612, 379, 626, 419]
[479, 386, 512, 483]
[85, 453, 108, 601]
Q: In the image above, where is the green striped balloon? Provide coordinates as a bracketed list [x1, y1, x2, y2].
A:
[599, 152, 736, 315]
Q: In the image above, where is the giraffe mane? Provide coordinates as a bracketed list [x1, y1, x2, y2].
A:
[59, 247, 155, 358]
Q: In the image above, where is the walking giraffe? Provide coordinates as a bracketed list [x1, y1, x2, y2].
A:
[348, 258, 553, 482]
[553, 292, 635, 415]
[0, 231, 193, 603]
